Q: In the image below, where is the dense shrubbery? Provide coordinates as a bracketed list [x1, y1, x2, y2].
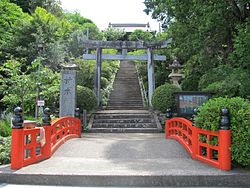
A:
[199, 65, 250, 98]
[152, 83, 181, 113]
[194, 97, 250, 167]
[77, 86, 97, 112]
[0, 136, 11, 165]
[76, 52, 120, 107]
[0, 115, 11, 137]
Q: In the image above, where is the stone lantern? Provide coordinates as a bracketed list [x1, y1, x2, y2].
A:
[168, 59, 185, 88]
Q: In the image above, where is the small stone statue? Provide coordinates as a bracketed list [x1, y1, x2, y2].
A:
[12, 107, 24, 129]
[42, 108, 51, 126]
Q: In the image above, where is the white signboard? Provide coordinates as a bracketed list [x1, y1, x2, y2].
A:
[37, 100, 45, 106]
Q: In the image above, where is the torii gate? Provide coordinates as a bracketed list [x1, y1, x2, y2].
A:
[82, 39, 172, 107]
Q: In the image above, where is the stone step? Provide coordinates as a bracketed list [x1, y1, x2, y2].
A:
[94, 114, 153, 119]
[109, 98, 142, 100]
[108, 98, 142, 100]
[108, 103, 143, 106]
[92, 123, 157, 129]
[89, 128, 161, 133]
[111, 90, 140, 93]
[93, 118, 154, 123]
[114, 77, 138, 80]
[109, 97, 142, 100]
[112, 84, 140, 86]
[110, 91, 141, 94]
[1, 172, 248, 187]
[109, 100, 142, 103]
[105, 106, 146, 110]
[108, 104, 143, 106]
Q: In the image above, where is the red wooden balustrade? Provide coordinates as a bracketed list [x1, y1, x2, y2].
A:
[165, 117, 231, 171]
[11, 116, 81, 170]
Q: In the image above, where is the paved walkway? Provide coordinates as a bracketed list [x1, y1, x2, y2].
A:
[1, 133, 249, 187]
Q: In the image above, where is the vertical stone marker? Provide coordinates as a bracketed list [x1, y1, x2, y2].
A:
[59, 63, 78, 117]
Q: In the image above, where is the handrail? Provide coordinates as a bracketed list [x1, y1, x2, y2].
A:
[165, 117, 231, 171]
[11, 116, 81, 170]
[135, 64, 149, 107]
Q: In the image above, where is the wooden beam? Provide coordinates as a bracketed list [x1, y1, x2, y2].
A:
[81, 38, 172, 49]
[83, 54, 166, 61]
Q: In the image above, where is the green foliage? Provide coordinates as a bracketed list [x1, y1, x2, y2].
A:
[77, 86, 97, 112]
[194, 97, 250, 167]
[0, 58, 60, 114]
[199, 66, 250, 98]
[0, 58, 36, 113]
[0, 136, 11, 165]
[128, 29, 154, 41]
[64, 11, 93, 25]
[143, 0, 250, 93]
[10, 0, 63, 16]
[102, 27, 126, 41]
[230, 18, 250, 73]
[0, 115, 11, 137]
[76, 59, 96, 89]
[0, 1, 31, 62]
[152, 83, 181, 112]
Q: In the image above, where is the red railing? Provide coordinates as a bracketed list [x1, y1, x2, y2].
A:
[11, 116, 81, 170]
[165, 117, 231, 170]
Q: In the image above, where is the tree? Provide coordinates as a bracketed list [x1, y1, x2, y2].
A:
[10, 0, 63, 17]
[2, 7, 71, 69]
[128, 29, 154, 41]
[0, 58, 60, 114]
[143, 0, 250, 97]
[64, 11, 93, 25]
[102, 27, 126, 41]
[0, 58, 36, 113]
[0, 1, 31, 64]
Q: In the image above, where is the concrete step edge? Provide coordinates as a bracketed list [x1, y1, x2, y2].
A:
[1, 173, 249, 187]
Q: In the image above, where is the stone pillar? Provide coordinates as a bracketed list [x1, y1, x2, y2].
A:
[122, 49, 128, 56]
[59, 64, 78, 117]
[94, 48, 102, 106]
[147, 47, 155, 106]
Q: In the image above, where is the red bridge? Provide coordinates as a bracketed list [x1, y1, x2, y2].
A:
[165, 117, 231, 170]
[11, 116, 81, 170]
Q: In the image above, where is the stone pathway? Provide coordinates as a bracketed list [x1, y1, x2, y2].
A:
[1, 133, 249, 187]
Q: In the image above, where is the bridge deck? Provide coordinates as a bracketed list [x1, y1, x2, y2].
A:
[1, 133, 249, 186]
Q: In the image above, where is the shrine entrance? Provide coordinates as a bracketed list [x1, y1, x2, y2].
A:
[82, 39, 172, 106]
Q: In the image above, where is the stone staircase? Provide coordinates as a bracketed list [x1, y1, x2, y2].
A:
[89, 61, 161, 133]
[107, 61, 144, 110]
[89, 110, 161, 133]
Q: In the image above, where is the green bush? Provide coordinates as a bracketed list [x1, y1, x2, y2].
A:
[77, 85, 97, 112]
[0, 136, 11, 165]
[152, 83, 181, 113]
[0, 117, 11, 137]
[101, 77, 109, 89]
[194, 97, 250, 167]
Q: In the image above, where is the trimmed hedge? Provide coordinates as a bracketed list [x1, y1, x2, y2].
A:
[152, 83, 181, 113]
[77, 86, 97, 112]
[194, 97, 250, 167]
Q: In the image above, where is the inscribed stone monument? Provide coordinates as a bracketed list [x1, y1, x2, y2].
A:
[59, 64, 78, 117]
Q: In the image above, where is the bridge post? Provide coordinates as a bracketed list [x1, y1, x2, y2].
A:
[94, 48, 102, 106]
[11, 107, 24, 169]
[42, 108, 52, 159]
[147, 47, 155, 106]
